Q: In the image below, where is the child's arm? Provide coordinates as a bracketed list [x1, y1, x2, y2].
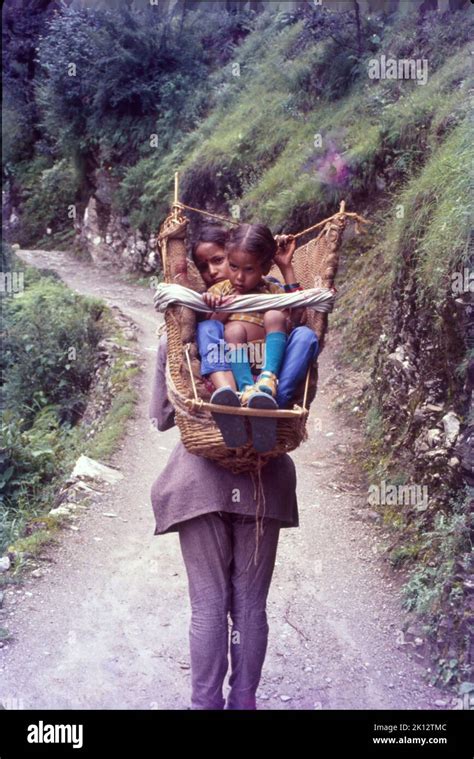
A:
[202, 289, 235, 323]
[274, 235, 298, 287]
[273, 235, 305, 326]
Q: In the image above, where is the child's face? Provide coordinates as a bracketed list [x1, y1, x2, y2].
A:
[227, 248, 269, 294]
[193, 243, 229, 287]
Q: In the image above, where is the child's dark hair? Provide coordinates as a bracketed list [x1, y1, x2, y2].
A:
[225, 223, 277, 268]
[191, 224, 228, 265]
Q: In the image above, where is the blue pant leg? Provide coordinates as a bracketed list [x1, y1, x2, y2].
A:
[197, 320, 231, 375]
[276, 326, 319, 408]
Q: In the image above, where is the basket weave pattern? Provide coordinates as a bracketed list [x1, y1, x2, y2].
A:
[157, 212, 347, 474]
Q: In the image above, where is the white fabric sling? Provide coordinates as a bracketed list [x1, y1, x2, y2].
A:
[153, 283, 336, 314]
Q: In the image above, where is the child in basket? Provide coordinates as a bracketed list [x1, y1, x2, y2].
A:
[176, 224, 319, 451]
[200, 223, 317, 452]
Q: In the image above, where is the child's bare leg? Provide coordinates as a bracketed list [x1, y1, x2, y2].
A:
[229, 321, 265, 374]
[224, 322, 258, 394]
[224, 321, 250, 350]
[223, 320, 266, 346]
[208, 370, 237, 391]
[263, 310, 287, 334]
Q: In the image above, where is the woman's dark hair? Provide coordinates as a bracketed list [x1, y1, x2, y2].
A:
[191, 224, 229, 264]
[225, 223, 277, 268]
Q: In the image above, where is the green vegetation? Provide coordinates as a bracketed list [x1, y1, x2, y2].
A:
[0, 245, 139, 557]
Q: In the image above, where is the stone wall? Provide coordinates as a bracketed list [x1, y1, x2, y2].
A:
[370, 259, 470, 512]
[73, 168, 158, 273]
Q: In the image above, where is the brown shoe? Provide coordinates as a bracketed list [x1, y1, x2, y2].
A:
[238, 384, 257, 407]
[254, 370, 278, 397]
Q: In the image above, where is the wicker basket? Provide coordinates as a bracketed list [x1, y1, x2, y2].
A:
[156, 207, 347, 474]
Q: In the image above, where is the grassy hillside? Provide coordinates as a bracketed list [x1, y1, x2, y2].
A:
[129, 10, 471, 230]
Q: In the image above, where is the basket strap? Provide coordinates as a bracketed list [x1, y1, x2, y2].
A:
[153, 283, 336, 314]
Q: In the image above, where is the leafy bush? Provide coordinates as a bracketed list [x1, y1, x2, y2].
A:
[2, 270, 104, 426]
[0, 248, 110, 554]
[34, 4, 232, 167]
[0, 406, 78, 553]
[12, 157, 80, 247]
[400, 490, 472, 685]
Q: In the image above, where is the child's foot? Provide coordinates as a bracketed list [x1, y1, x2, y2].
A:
[238, 384, 258, 407]
[254, 370, 278, 397]
[210, 386, 248, 448]
[246, 390, 279, 453]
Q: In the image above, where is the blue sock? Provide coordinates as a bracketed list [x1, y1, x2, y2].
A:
[228, 346, 255, 391]
[262, 331, 287, 376]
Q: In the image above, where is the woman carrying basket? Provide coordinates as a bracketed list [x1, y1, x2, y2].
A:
[149, 327, 301, 710]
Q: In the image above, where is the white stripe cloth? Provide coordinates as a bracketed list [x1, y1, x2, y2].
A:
[153, 283, 335, 314]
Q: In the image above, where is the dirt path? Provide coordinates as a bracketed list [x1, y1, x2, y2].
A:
[0, 248, 454, 710]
